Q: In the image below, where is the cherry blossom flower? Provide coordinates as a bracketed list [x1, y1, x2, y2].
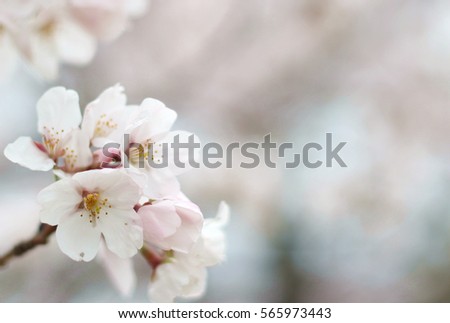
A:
[37, 169, 143, 261]
[0, 0, 149, 80]
[26, 1, 97, 80]
[148, 201, 229, 302]
[138, 194, 204, 253]
[4, 87, 92, 172]
[2, 83, 227, 303]
[123, 98, 200, 196]
[80, 86, 200, 195]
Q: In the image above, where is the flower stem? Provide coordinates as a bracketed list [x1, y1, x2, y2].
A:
[140, 246, 163, 270]
[0, 224, 56, 267]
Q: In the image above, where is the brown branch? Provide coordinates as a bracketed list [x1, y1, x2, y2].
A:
[0, 224, 56, 267]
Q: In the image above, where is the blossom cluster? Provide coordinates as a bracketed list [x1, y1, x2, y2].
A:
[0, 0, 148, 80]
[3, 85, 229, 302]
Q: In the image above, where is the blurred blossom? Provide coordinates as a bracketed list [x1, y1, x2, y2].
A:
[0, 0, 149, 80]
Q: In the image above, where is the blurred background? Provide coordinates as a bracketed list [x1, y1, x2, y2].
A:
[1, 0, 450, 302]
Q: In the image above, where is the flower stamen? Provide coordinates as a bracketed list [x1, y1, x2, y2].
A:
[82, 192, 111, 225]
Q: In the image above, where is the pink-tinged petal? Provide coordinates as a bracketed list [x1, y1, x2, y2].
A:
[139, 201, 181, 247]
[37, 87, 82, 133]
[70, 1, 128, 41]
[61, 128, 92, 172]
[97, 242, 136, 297]
[100, 209, 143, 258]
[55, 18, 96, 65]
[37, 178, 82, 225]
[162, 199, 203, 253]
[56, 211, 102, 261]
[4, 136, 55, 171]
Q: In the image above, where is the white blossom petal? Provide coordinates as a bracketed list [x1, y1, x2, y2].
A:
[143, 168, 181, 197]
[3, 136, 55, 171]
[100, 209, 143, 258]
[180, 266, 207, 298]
[148, 261, 190, 303]
[0, 29, 18, 80]
[61, 128, 92, 172]
[37, 178, 82, 225]
[154, 131, 201, 176]
[82, 84, 128, 145]
[199, 201, 230, 266]
[28, 32, 59, 80]
[55, 18, 96, 65]
[56, 211, 102, 261]
[37, 87, 82, 134]
[128, 99, 177, 144]
[97, 242, 136, 297]
[73, 169, 141, 207]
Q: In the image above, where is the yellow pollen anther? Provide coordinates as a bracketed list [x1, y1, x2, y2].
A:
[82, 192, 112, 225]
[83, 193, 100, 212]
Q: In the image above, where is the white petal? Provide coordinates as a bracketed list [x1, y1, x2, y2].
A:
[82, 84, 128, 144]
[129, 99, 177, 143]
[73, 169, 141, 208]
[60, 128, 92, 172]
[3, 136, 55, 171]
[55, 18, 97, 65]
[154, 131, 201, 175]
[37, 178, 82, 225]
[149, 260, 207, 302]
[205, 201, 230, 228]
[97, 242, 136, 297]
[144, 168, 181, 197]
[148, 261, 188, 303]
[200, 201, 230, 266]
[0, 30, 18, 80]
[56, 211, 102, 261]
[125, 0, 149, 17]
[37, 87, 82, 134]
[28, 32, 59, 80]
[100, 209, 143, 258]
[139, 201, 181, 247]
[180, 266, 207, 299]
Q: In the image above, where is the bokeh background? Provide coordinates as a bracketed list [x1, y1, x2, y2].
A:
[1, 0, 450, 302]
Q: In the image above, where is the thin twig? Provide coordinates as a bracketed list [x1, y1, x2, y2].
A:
[0, 224, 56, 267]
